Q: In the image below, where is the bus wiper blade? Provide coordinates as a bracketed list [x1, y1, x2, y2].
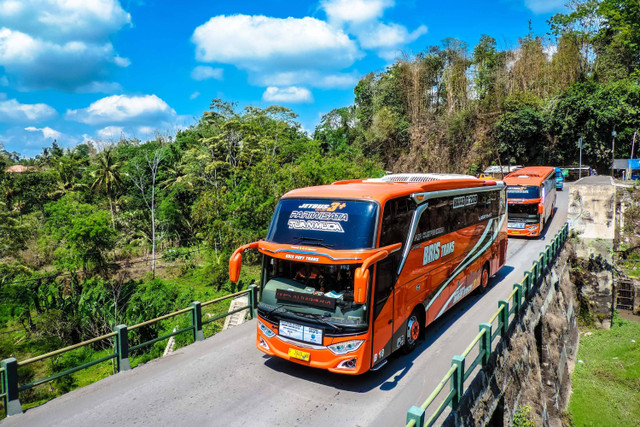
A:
[292, 237, 335, 249]
[300, 313, 342, 331]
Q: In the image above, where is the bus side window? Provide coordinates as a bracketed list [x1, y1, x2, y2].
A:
[380, 197, 416, 249]
[414, 197, 448, 243]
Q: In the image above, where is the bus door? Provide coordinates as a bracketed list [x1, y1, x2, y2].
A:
[371, 257, 396, 367]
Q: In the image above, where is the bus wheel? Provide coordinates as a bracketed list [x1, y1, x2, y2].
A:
[402, 309, 422, 354]
[477, 264, 490, 294]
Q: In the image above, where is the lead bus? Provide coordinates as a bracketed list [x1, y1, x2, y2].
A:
[504, 166, 557, 237]
[229, 174, 508, 374]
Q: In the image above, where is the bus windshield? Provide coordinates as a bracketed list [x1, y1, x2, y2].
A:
[266, 199, 378, 249]
[508, 204, 539, 222]
[260, 257, 367, 327]
[507, 185, 540, 199]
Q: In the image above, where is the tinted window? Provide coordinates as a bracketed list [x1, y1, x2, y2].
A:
[379, 197, 416, 248]
[414, 190, 502, 244]
[266, 199, 378, 249]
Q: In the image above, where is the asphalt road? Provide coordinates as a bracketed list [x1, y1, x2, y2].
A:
[2, 188, 569, 427]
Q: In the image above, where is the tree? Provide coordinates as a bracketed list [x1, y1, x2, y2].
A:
[91, 149, 123, 228]
[131, 148, 163, 278]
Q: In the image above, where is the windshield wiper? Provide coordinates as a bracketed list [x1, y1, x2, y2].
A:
[295, 312, 342, 331]
[292, 237, 335, 249]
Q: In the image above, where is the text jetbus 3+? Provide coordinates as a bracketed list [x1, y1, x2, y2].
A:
[229, 173, 508, 374]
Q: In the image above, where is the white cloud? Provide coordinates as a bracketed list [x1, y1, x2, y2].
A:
[524, 0, 565, 14]
[262, 86, 313, 103]
[190, 91, 200, 100]
[359, 22, 427, 49]
[254, 71, 359, 89]
[321, 0, 394, 25]
[191, 65, 223, 81]
[0, 96, 56, 122]
[24, 125, 61, 139]
[96, 125, 125, 140]
[0, 0, 131, 43]
[0, 0, 131, 91]
[192, 15, 361, 72]
[66, 94, 177, 125]
[543, 44, 558, 60]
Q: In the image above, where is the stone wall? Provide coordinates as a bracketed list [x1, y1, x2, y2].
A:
[445, 244, 578, 427]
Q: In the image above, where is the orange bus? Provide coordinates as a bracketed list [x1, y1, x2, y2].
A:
[229, 174, 508, 374]
[504, 166, 557, 237]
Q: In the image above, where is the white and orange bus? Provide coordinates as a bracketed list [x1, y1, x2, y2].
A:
[229, 174, 508, 374]
[504, 166, 557, 237]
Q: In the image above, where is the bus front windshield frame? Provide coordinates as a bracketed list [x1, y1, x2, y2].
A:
[266, 198, 378, 250]
[259, 256, 368, 330]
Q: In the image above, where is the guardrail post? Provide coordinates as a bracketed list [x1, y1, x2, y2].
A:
[114, 325, 131, 372]
[191, 301, 204, 341]
[514, 284, 523, 314]
[407, 406, 425, 426]
[545, 245, 552, 267]
[498, 300, 509, 336]
[523, 271, 532, 294]
[248, 283, 258, 319]
[1, 358, 22, 416]
[479, 323, 492, 366]
[450, 356, 464, 410]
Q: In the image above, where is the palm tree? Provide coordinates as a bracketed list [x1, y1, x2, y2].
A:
[91, 149, 123, 228]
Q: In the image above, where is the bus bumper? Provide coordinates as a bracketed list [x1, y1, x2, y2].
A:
[507, 223, 541, 237]
[256, 318, 370, 375]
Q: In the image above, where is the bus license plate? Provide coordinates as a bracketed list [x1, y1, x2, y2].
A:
[510, 222, 525, 229]
[288, 348, 310, 361]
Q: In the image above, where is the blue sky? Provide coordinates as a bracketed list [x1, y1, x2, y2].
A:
[0, 0, 569, 157]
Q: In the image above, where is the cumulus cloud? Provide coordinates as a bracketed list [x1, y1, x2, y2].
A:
[524, 0, 566, 14]
[262, 86, 313, 103]
[191, 65, 223, 81]
[359, 22, 427, 49]
[0, 96, 57, 122]
[321, 0, 394, 25]
[96, 126, 125, 140]
[253, 71, 359, 89]
[190, 91, 200, 100]
[66, 94, 177, 126]
[0, 0, 131, 91]
[24, 126, 61, 140]
[192, 15, 361, 72]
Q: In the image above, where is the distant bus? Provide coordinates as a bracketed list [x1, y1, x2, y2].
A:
[229, 174, 508, 374]
[555, 167, 564, 190]
[504, 166, 557, 237]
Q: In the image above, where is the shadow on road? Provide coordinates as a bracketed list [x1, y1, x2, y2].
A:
[262, 265, 516, 393]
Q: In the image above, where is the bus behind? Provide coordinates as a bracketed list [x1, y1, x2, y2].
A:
[504, 166, 557, 237]
[230, 174, 508, 374]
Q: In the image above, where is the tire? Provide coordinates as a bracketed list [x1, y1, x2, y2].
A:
[402, 309, 422, 354]
[477, 264, 490, 294]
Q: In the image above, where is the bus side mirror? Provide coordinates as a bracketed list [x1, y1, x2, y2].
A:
[538, 203, 544, 214]
[354, 267, 369, 305]
[229, 241, 260, 283]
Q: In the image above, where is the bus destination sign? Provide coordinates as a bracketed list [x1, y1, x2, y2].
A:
[276, 289, 336, 310]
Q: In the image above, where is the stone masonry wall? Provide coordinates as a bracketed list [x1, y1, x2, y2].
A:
[446, 243, 578, 427]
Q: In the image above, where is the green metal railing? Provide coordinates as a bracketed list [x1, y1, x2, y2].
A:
[406, 223, 569, 427]
[1, 283, 258, 417]
[1, 366, 6, 417]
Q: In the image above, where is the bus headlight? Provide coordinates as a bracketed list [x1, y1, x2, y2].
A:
[328, 340, 364, 355]
[258, 320, 276, 338]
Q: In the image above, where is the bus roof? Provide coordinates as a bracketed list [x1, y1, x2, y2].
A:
[282, 173, 501, 205]
[503, 166, 555, 186]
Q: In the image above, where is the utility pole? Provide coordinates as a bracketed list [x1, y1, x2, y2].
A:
[631, 131, 637, 159]
[611, 130, 617, 178]
[578, 137, 583, 179]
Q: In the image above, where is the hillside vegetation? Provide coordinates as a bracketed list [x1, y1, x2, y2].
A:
[1, 0, 639, 413]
